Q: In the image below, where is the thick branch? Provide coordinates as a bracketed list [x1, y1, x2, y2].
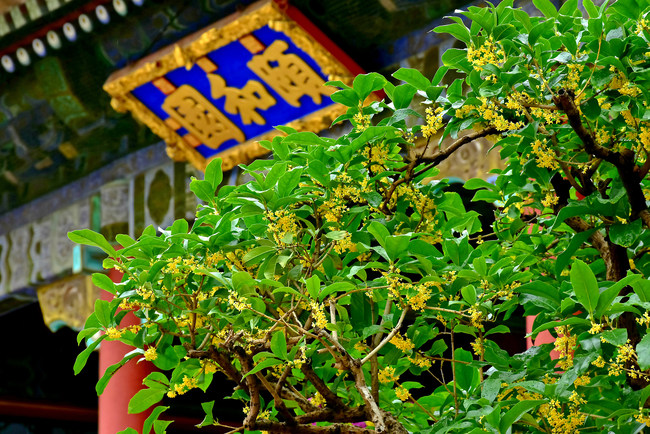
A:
[233, 347, 261, 429]
[255, 371, 296, 424]
[419, 126, 499, 167]
[250, 419, 372, 433]
[384, 126, 499, 210]
[554, 89, 650, 222]
[301, 363, 346, 410]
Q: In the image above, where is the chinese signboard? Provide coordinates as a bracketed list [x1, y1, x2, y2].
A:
[104, 0, 362, 171]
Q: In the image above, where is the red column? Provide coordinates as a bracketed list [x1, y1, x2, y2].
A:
[526, 315, 560, 359]
[99, 268, 153, 434]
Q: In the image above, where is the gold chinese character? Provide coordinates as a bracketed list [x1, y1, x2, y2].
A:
[162, 85, 245, 149]
[208, 73, 276, 125]
[247, 40, 333, 107]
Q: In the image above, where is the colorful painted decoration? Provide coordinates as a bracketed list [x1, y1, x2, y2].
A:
[95, 5, 110, 24]
[78, 14, 93, 32]
[1, 54, 14, 72]
[46, 30, 61, 48]
[16, 48, 30, 66]
[113, 0, 128, 16]
[62, 22, 77, 41]
[104, 0, 363, 172]
[32, 38, 47, 57]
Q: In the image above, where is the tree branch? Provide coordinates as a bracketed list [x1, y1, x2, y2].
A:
[301, 363, 346, 410]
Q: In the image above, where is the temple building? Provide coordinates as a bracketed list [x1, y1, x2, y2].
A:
[0, 0, 520, 432]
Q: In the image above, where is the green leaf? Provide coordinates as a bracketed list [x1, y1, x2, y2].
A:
[353, 72, 387, 100]
[433, 23, 471, 44]
[154, 420, 172, 434]
[271, 331, 288, 360]
[330, 89, 359, 107]
[204, 158, 223, 190]
[367, 221, 390, 250]
[115, 234, 136, 248]
[96, 348, 144, 394]
[391, 84, 417, 109]
[243, 246, 275, 266]
[307, 160, 330, 187]
[555, 229, 595, 278]
[320, 282, 355, 302]
[582, 97, 601, 120]
[583, 0, 598, 17]
[94, 299, 112, 328]
[92, 273, 116, 294]
[464, 178, 497, 191]
[68, 229, 117, 258]
[532, 0, 557, 17]
[609, 219, 642, 247]
[74, 335, 105, 375]
[601, 328, 627, 346]
[571, 260, 600, 317]
[392, 68, 432, 90]
[385, 234, 410, 261]
[454, 348, 476, 391]
[189, 178, 214, 202]
[595, 274, 640, 317]
[485, 325, 510, 337]
[197, 401, 215, 428]
[499, 400, 546, 433]
[277, 168, 303, 198]
[306, 275, 321, 300]
[243, 357, 284, 378]
[631, 279, 650, 302]
[128, 388, 166, 414]
[116, 428, 138, 434]
[461, 285, 477, 305]
[144, 406, 169, 434]
[637, 334, 650, 370]
[530, 317, 591, 337]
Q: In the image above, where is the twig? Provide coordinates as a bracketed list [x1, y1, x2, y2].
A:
[361, 307, 409, 365]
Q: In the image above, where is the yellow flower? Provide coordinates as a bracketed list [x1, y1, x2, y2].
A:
[395, 386, 410, 401]
[311, 392, 326, 407]
[541, 192, 559, 209]
[592, 356, 606, 368]
[378, 366, 398, 384]
[106, 327, 125, 339]
[353, 112, 371, 132]
[422, 107, 445, 138]
[554, 326, 576, 370]
[144, 347, 158, 361]
[310, 301, 328, 329]
[588, 322, 603, 334]
[466, 37, 505, 71]
[390, 333, 415, 352]
[531, 139, 558, 170]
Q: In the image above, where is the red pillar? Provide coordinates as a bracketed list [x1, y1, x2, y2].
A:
[99, 268, 153, 434]
[526, 315, 560, 359]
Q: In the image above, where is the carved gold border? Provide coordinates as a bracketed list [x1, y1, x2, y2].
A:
[103, 0, 355, 172]
[37, 274, 99, 331]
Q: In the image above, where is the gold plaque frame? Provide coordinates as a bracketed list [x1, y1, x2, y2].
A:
[104, 0, 357, 172]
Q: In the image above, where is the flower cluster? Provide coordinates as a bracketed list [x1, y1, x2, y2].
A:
[554, 326, 576, 370]
[467, 37, 505, 71]
[531, 139, 558, 170]
[390, 333, 415, 352]
[265, 209, 299, 246]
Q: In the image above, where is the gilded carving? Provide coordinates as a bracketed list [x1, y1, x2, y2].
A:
[162, 85, 246, 149]
[104, 0, 355, 172]
[37, 275, 100, 331]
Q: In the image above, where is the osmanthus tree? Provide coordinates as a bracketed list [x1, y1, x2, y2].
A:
[70, 0, 650, 432]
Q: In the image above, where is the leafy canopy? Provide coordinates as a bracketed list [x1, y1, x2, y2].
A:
[71, 0, 650, 432]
